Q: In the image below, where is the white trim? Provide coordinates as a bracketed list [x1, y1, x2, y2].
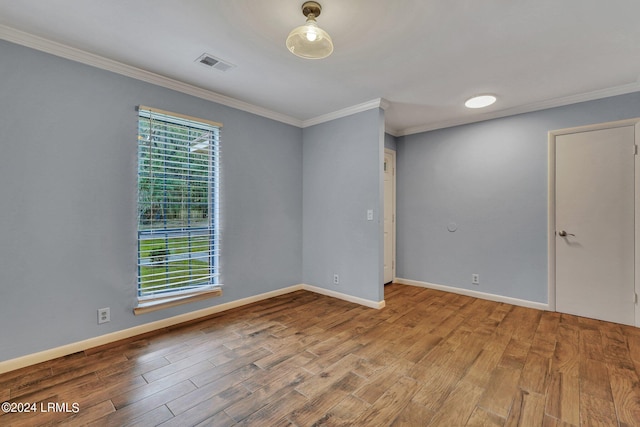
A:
[4, 23, 638, 137]
[0, 285, 302, 374]
[636, 122, 640, 326]
[548, 117, 640, 137]
[302, 98, 389, 128]
[0, 283, 384, 374]
[395, 278, 549, 311]
[384, 148, 396, 283]
[547, 132, 557, 311]
[385, 128, 401, 138]
[0, 24, 387, 131]
[549, 117, 640, 327]
[0, 25, 303, 128]
[302, 284, 386, 309]
[399, 82, 640, 136]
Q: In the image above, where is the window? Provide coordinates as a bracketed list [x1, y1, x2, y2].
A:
[135, 106, 221, 314]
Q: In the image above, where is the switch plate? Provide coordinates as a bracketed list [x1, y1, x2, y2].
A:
[333, 274, 339, 285]
[367, 209, 374, 221]
[472, 274, 479, 285]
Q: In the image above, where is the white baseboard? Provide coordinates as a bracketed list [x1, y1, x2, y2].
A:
[302, 284, 386, 310]
[0, 283, 384, 374]
[0, 285, 303, 375]
[395, 278, 549, 311]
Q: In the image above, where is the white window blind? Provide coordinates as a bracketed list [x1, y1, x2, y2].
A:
[137, 106, 221, 300]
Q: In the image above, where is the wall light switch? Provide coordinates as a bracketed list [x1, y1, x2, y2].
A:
[367, 209, 374, 221]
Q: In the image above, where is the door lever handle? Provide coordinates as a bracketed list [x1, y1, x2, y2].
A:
[558, 230, 575, 237]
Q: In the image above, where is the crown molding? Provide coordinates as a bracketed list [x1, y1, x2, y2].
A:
[302, 98, 389, 128]
[0, 25, 388, 131]
[379, 98, 391, 111]
[399, 81, 640, 136]
[0, 24, 303, 128]
[384, 127, 401, 137]
[5, 24, 637, 137]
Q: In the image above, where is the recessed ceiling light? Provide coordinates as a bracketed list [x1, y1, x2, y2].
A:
[465, 94, 497, 109]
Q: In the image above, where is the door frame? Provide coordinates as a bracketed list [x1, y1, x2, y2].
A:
[384, 148, 396, 282]
[548, 118, 640, 325]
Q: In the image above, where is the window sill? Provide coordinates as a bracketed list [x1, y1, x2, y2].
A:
[133, 287, 223, 315]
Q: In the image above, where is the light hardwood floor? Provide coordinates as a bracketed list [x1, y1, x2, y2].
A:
[2, 283, 640, 426]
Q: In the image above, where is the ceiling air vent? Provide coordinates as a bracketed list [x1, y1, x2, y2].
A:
[195, 53, 235, 72]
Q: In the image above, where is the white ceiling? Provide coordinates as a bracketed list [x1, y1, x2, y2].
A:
[1, 0, 640, 135]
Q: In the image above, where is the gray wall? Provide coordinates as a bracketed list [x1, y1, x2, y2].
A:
[0, 40, 303, 361]
[7, 31, 638, 363]
[384, 133, 397, 151]
[303, 109, 385, 303]
[397, 92, 640, 303]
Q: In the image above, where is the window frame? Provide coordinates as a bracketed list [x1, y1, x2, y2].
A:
[134, 105, 222, 314]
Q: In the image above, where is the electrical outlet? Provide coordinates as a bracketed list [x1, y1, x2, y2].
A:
[98, 307, 110, 324]
[333, 274, 339, 285]
[472, 274, 479, 285]
[367, 209, 374, 221]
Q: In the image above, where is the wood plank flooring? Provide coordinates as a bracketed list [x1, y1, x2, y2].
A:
[2, 283, 640, 426]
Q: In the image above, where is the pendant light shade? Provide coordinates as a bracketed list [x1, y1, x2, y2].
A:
[286, 1, 333, 59]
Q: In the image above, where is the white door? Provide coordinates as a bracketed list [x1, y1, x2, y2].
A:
[384, 149, 396, 284]
[555, 125, 635, 325]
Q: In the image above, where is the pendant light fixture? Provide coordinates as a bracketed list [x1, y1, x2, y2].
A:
[286, 1, 333, 59]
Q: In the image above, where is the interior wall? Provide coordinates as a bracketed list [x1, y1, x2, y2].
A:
[302, 109, 385, 303]
[385, 133, 397, 151]
[0, 40, 303, 362]
[397, 92, 640, 303]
